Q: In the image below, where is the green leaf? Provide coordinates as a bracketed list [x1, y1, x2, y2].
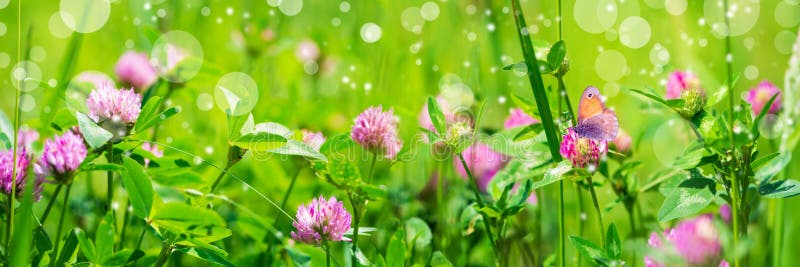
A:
[286, 246, 311, 267]
[547, 40, 566, 71]
[657, 178, 716, 222]
[755, 153, 790, 184]
[268, 139, 327, 162]
[76, 112, 113, 148]
[672, 141, 707, 169]
[175, 247, 234, 267]
[0, 110, 14, 147]
[752, 92, 780, 135]
[134, 97, 179, 134]
[569, 236, 608, 264]
[134, 96, 163, 133]
[319, 133, 355, 157]
[75, 228, 96, 262]
[226, 112, 250, 142]
[759, 179, 800, 198]
[95, 213, 116, 262]
[510, 0, 563, 161]
[150, 169, 205, 188]
[230, 132, 288, 152]
[404, 217, 432, 251]
[9, 161, 38, 267]
[386, 229, 406, 267]
[56, 230, 79, 267]
[532, 160, 572, 190]
[605, 224, 621, 259]
[0, 132, 9, 150]
[150, 202, 227, 238]
[121, 156, 154, 219]
[429, 251, 453, 267]
[427, 96, 447, 135]
[79, 163, 125, 172]
[103, 249, 135, 266]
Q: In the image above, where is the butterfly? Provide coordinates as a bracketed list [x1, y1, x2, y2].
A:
[574, 86, 619, 141]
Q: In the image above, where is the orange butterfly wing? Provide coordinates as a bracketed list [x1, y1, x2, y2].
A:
[578, 86, 607, 123]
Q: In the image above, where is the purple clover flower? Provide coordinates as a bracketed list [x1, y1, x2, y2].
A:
[291, 196, 352, 246]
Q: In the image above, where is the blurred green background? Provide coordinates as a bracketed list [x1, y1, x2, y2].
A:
[1, 0, 799, 265]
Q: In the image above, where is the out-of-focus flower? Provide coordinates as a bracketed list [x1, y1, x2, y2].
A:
[666, 71, 706, 118]
[261, 28, 276, 42]
[291, 196, 352, 246]
[719, 204, 731, 224]
[0, 148, 41, 200]
[74, 71, 115, 91]
[645, 214, 726, 266]
[86, 84, 142, 125]
[115, 51, 158, 90]
[745, 81, 782, 115]
[296, 40, 320, 62]
[141, 142, 164, 168]
[16, 128, 39, 149]
[666, 71, 701, 100]
[559, 128, 608, 169]
[611, 129, 632, 154]
[36, 131, 87, 183]
[351, 106, 403, 159]
[153, 44, 189, 77]
[301, 130, 326, 151]
[453, 143, 508, 192]
[504, 108, 539, 129]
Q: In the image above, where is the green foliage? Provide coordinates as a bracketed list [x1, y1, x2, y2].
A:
[76, 112, 113, 148]
[658, 177, 716, 222]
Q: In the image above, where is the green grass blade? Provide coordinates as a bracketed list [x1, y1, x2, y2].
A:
[510, 0, 562, 161]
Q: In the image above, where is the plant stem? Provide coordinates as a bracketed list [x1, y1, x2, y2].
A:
[50, 183, 73, 266]
[772, 197, 785, 267]
[324, 241, 332, 267]
[558, 180, 566, 267]
[154, 241, 173, 267]
[366, 153, 378, 184]
[118, 201, 130, 250]
[457, 153, 498, 257]
[40, 183, 64, 224]
[586, 176, 606, 246]
[106, 143, 114, 212]
[348, 194, 361, 266]
[280, 167, 303, 211]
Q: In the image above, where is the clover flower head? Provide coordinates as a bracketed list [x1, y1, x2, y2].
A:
[351, 106, 403, 159]
[291, 196, 352, 246]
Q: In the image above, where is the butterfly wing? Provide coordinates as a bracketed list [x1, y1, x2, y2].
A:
[574, 110, 619, 141]
[578, 86, 606, 123]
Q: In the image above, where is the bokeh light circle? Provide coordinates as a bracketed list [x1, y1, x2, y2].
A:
[649, 43, 670, 66]
[574, 0, 617, 34]
[595, 50, 627, 81]
[279, 0, 303, 16]
[704, 0, 760, 37]
[0, 0, 8, 9]
[0, 53, 9, 68]
[65, 71, 113, 114]
[652, 118, 694, 167]
[360, 23, 382, 43]
[774, 30, 797, 54]
[20, 94, 35, 112]
[30, 46, 46, 62]
[618, 16, 651, 49]
[151, 30, 204, 83]
[49, 12, 74, 38]
[214, 72, 259, 116]
[59, 0, 111, 33]
[196, 93, 214, 111]
[774, 1, 800, 28]
[0, 23, 6, 37]
[11, 61, 42, 92]
[603, 82, 620, 98]
[665, 0, 687, 15]
[421, 2, 440, 21]
[744, 65, 759, 80]
[401, 7, 425, 34]
[438, 74, 474, 109]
